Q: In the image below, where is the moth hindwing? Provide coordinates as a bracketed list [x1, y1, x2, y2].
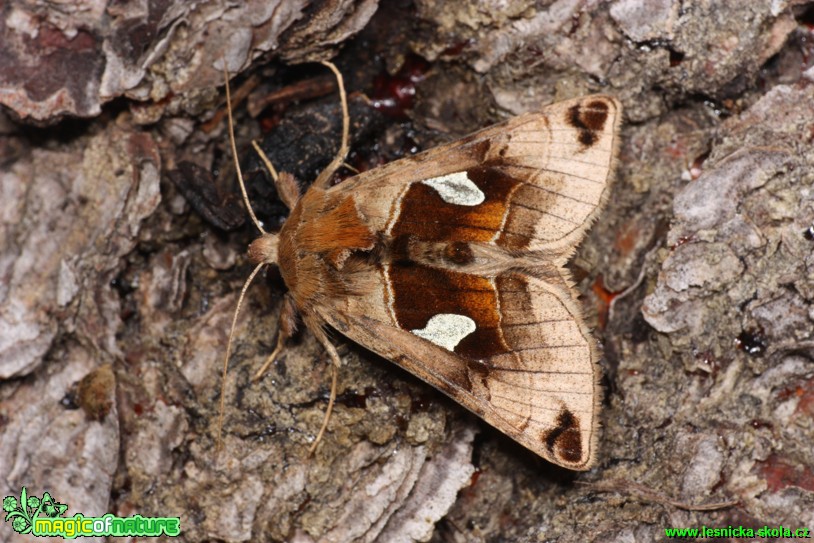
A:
[230, 65, 621, 470]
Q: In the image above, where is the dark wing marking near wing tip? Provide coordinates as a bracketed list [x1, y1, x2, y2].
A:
[567, 100, 610, 148]
[543, 407, 584, 463]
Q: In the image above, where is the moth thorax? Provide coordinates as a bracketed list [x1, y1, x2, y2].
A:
[248, 233, 279, 265]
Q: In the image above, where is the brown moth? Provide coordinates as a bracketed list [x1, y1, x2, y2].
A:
[220, 62, 621, 470]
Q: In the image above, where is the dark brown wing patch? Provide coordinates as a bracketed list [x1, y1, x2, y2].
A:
[391, 168, 521, 243]
[389, 264, 509, 359]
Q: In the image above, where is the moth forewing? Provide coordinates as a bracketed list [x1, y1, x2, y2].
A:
[223, 58, 620, 469]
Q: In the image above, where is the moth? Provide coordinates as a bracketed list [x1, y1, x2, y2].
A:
[219, 61, 621, 470]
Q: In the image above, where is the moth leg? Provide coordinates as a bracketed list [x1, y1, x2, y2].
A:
[253, 295, 298, 381]
[250, 139, 280, 184]
[307, 323, 343, 455]
[250, 140, 300, 210]
[313, 61, 350, 190]
[309, 358, 338, 456]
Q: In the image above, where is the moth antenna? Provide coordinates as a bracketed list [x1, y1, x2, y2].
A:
[216, 261, 266, 452]
[314, 60, 350, 189]
[222, 59, 267, 236]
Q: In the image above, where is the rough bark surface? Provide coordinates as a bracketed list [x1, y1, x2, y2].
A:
[2, 1, 814, 542]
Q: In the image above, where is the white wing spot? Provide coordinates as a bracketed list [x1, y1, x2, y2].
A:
[421, 172, 485, 206]
[411, 314, 476, 351]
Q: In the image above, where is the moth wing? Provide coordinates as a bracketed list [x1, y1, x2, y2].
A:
[312, 95, 620, 469]
[317, 271, 600, 470]
[334, 95, 621, 258]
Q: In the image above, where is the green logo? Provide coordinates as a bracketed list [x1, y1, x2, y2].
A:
[3, 487, 67, 534]
[3, 487, 180, 538]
